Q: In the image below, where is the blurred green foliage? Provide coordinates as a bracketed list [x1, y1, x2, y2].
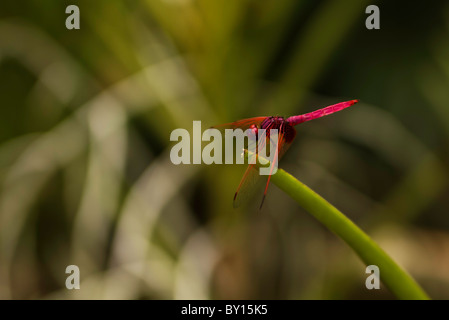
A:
[1, 0, 449, 299]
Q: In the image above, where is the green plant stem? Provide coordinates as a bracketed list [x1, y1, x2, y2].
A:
[270, 168, 429, 300]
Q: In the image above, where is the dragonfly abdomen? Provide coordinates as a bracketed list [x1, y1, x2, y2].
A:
[287, 99, 358, 126]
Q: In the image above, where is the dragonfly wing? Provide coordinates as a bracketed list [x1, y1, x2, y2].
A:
[233, 164, 266, 208]
[234, 129, 295, 209]
[213, 118, 268, 208]
[212, 117, 267, 131]
[258, 124, 295, 209]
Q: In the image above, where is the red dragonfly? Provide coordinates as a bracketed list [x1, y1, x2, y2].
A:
[215, 99, 358, 209]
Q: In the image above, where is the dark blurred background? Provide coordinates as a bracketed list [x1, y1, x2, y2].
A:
[1, 0, 449, 299]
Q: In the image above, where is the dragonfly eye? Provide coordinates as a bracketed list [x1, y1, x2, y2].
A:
[249, 124, 258, 135]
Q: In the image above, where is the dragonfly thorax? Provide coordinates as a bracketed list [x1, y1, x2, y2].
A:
[259, 116, 296, 143]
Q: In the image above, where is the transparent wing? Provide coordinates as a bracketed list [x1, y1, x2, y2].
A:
[212, 117, 267, 131]
[234, 126, 294, 209]
[257, 127, 292, 208]
[233, 164, 266, 208]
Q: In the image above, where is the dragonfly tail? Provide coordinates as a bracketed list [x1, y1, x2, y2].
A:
[287, 99, 358, 126]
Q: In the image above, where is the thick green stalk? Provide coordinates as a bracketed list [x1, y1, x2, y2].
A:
[270, 168, 429, 300]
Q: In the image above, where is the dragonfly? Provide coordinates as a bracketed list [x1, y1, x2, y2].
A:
[215, 99, 359, 209]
